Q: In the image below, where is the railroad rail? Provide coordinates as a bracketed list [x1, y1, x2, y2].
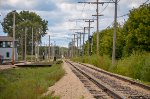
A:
[66, 60, 150, 99]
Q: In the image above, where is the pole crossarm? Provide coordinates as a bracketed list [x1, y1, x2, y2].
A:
[78, 1, 115, 4]
[85, 20, 94, 22]
[70, 29, 83, 30]
[84, 26, 94, 28]
[92, 14, 104, 16]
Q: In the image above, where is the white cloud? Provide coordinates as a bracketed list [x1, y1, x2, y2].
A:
[0, 0, 149, 47]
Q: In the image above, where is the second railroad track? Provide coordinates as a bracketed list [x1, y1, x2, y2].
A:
[66, 60, 150, 99]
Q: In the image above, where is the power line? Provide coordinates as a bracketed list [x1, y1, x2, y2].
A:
[143, 0, 149, 5]
[99, 0, 111, 14]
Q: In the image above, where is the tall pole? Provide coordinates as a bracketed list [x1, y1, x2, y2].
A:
[49, 35, 50, 61]
[80, 32, 82, 55]
[85, 20, 94, 55]
[73, 34, 76, 56]
[76, 35, 79, 56]
[54, 41, 56, 58]
[12, 12, 15, 65]
[37, 28, 40, 61]
[112, 0, 117, 66]
[72, 39, 74, 57]
[31, 27, 33, 63]
[35, 29, 37, 61]
[96, 0, 99, 55]
[24, 27, 27, 64]
[83, 27, 85, 55]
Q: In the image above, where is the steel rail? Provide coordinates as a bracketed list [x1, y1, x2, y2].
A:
[66, 60, 125, 99]
[76, 62, 150, 91]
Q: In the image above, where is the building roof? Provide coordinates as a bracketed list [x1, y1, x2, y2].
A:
[0, 36, 15, 41]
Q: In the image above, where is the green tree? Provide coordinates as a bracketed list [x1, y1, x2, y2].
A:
[123, 4, 150, 56]
[1, 11, 48, 58]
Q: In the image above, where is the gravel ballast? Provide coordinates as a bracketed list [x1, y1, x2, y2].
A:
[45, 61, 94, 99]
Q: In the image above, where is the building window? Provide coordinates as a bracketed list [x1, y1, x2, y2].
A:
[3, 42, 5, 47]
[5, 41, 12, 48]
[0, 41, 2, 47]
[6, 52, 10, 58]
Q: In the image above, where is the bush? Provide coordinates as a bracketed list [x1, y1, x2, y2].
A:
[72, 52, 150, 82]
[114, 52, 150, 82]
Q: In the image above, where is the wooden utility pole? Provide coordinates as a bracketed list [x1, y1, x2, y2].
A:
[73, 34, 77, 57]
[79, 0, 117, 65]
[76, 35, 79, 56]
[92, 0, 103, 55]
[49, 35, 50, 61]
[12, 11, 15, 65]
[75, 32, 85, 56]
[112, 0, 117, 66]
[79, 0, 103, 55]
[24, 27, 27, 64]
[31, 27, 33, 63]
[82, 27, 93, 55]
[85, 19, 94, 55]
[72, 39, 74, 57]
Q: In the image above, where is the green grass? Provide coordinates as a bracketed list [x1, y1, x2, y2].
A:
[0, 64, 65, 99]
[72, 55, 111, 71]
[113, 52, 150, 82]
[72, 52, 150, 83]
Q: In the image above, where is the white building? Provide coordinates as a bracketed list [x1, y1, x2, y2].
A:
[0, 36, 18, 62]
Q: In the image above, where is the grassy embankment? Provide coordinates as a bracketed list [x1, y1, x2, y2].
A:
[72, 52, 150, 85]
[0, 62, 65, 99]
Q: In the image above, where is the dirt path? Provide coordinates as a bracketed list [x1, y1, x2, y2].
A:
[45, 61, 94, 99]
[0, 65, 17, 70]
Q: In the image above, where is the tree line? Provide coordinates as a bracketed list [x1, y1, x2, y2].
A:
[83, 3, 150, 59]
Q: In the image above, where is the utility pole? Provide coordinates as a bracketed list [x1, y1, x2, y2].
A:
[83, 27, 93, 55]
[112, 0, 117, 66]
[76, 35, 79, 56]
[92, 0, 103, 55]
[12, 11, 15, 65]
[70, 28, 82, 56]
[79, 0, 117, 65]
[24, 27, 27, 64]
[54, 41, 56, 59]
[37, 28, 40, 61]
[31, 27, 33, 63]
[49, 35, 50, 61]
[85, 19, 94, 55]
[73, 34, 77, 57]
[75, 32, 85, 56]
[35, 29, 37, 61]
[79, 0, 103, 55]
[72, 39, 74, 57]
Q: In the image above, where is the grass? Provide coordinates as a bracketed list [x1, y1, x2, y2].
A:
[0, 63, 65, 99]
[72, 52, 150, 84]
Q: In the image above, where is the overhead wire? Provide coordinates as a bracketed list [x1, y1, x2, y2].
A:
[99, 0, 111, 14]
[143, 0, 149, 5]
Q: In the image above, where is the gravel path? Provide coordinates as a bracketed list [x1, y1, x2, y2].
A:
[45, 61, 94, 99]
[0, 65, 17, 70]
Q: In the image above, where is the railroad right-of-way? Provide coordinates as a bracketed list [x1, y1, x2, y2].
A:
[65, 60, 150, 99]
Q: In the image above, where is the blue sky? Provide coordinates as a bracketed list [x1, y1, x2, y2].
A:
[0, 0, 149, 47]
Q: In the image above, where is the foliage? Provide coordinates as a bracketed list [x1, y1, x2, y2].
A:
[0, 64, 65, 99]
[72, 55, 111, 71]
[113, 52, 150, 82]
[83, 3, 150, 58]
[123, 4, 150, 56]
[1, 10, 48, 57]
[72, 52, 150, 83]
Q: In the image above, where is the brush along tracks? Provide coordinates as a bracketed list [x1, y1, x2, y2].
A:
[66, 60, 150, 99]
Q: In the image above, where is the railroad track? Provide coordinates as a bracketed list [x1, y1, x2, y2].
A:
[66, 60, 150, 99]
